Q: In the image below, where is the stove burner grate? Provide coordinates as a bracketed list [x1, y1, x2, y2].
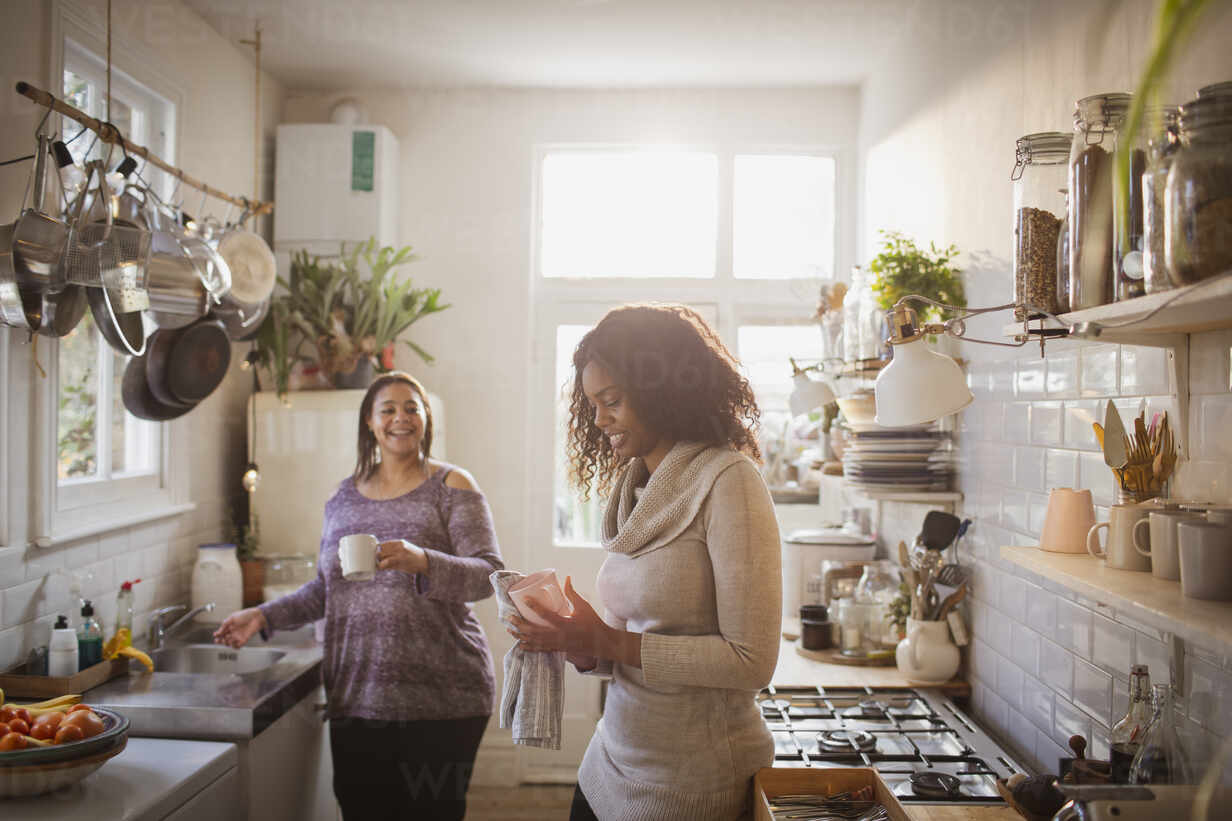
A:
[817, 729, 877, 753]
[909, 770, 962, 798]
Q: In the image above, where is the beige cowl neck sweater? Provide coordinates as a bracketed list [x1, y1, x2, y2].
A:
[577, 441, 782, 821]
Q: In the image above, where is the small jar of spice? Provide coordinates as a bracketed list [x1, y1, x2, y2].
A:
[1166, 89, 1232, 285]
[1069, 93, 1133, 310]
[1011, 132, 1070, 319]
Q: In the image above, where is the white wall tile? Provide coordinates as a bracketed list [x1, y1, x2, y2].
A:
[1030, 402, 1063, 447]
[1014, 446, 1047, 492]
[1046, 351, 1080, 398]
[1092, 613, 1134, 675]
[1189, 328, 1232, 395]
[1027, 493, 1048, 536]
[1004, 402, 1030, 444]
[1036, 729, 1071, 774]
[1056, 598, 1093, 659]
[970, 638, 998, 685]
[1063, 400, 1103, 451]
[1053, 694, 1093, 749]
[1003, 490, 1028, 533]
[1199, 394, 1232, 463]
[1080, 345, 1119, 397]
[991, 361, 1016, 399]
[1017, 359, 1046, 400]
[1022, 673, 1054, 732]
[1041, 639, 1074, 699]
[989, 607, 1014, 656]
[998, 654, 1025, 711]
[1120, 346, 1170, 396]
[1013, 622, 1041, 678]
[1135, 632, 1170, 682]
[1045, 450, 1078, 491]
[1026, 583, 1056, 635]
[1000, 572, 1028, 623]
[1073, 658, 1113, 726]
[1187, 657, 1232, 735]
[1078, 451, 1116, 507]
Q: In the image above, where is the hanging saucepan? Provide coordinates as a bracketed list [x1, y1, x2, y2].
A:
[211, 226, 275, 340]
[145, 316, 231, 406]
[121, 353, 197, 421]
[145, 248, 208, 330]
[0, 221, 42, 332]
[177, 230, 231, 304]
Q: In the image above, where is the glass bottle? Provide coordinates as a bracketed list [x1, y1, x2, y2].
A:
[1011, 132, 1070, 319]
[843, 265, 866, 364]
[1142, 106, 1181, 294]
[1110, 664, 1154, 782]
[1056, 188, 1071, 312]
[76, 599, 103, 669]
[1069, 93, 1132, 310]
[1166, 91, 1232, 285]
[1129, 683, 1193, 784]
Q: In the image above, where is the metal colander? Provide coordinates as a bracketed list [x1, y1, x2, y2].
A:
[64, 221, 152, 312]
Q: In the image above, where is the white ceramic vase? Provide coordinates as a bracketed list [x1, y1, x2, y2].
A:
[895, 618, 960, 684]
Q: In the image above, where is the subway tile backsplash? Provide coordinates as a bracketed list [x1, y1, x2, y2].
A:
[957, 331, 1232, 773]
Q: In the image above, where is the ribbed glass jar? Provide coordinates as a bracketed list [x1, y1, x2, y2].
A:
[1011, 132, 1070, 319]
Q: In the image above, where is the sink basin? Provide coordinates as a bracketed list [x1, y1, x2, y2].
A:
[150, 645, 286, 675]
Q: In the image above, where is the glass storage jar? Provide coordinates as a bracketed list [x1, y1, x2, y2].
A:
[1142, 106, 1182, 293]
[843, 265, 866, 364]
[1012, 132, 1070, 319]
[1057, 188, 1071, 311]
[1069, 93, 1133, 310]
[1166, 93, 1232, 284]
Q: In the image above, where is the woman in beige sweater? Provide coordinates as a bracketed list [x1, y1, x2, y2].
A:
[508, 303, 782, 821]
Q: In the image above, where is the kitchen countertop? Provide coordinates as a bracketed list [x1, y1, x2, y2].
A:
[904, 808, 1016, 820]
[2, 737, 237, 821]
[772, 638, 970, 699]
[85, 624, 323, 740]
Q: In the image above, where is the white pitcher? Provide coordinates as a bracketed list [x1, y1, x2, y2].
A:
[191, 543, 243, 621]
[895, 618, 960, 684]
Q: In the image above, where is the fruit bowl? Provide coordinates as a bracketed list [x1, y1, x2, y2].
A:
[0, 706, 129, 797]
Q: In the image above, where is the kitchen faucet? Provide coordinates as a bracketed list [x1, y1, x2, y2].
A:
[148, 602, 215, 651]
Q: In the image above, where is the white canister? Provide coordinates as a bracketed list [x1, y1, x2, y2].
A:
[191, 543, 243, 621]
[895, 618, 961, 684]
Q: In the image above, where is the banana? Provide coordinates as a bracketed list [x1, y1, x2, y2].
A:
[5, 694, 81, 711]
[103, 628, 132, 660]
[116, 646, 154, 672]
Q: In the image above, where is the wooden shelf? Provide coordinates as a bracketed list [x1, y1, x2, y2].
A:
[859, 490, 963, 503]
[1002, 272, 1232, 344]
[1001, 546, 1232, 653]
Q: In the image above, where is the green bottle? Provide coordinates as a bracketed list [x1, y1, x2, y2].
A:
[77, 600, 104, 669]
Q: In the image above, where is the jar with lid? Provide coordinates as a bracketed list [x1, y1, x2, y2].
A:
[1069, 93, 1133, 309]
[842, 265, 866, 364]
[1166, 90, 1232, 285]
[1056, 188, 1071, 311]
[1012, 132, 1070, 319]
[1142, 106, 1182, 293]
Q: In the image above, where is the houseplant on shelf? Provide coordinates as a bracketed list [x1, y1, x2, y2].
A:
[254, 237, 450, 396]
[867, 230, 966, 324]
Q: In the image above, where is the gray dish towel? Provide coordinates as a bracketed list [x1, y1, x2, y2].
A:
[490, 570, 565, 750]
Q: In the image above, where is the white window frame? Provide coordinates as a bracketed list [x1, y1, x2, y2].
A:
[23, 0, 193, 547]
[528, 142, 851, 550]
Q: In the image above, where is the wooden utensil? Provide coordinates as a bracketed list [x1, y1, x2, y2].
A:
[1092, 422, 1104, 451]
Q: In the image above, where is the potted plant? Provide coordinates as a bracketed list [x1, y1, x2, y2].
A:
[867, 230, 966, 324]
[254, 238, 450, 396]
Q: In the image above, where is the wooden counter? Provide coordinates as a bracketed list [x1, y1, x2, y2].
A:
[906, 807, 1017, 820]
[772, 638, 971, 700]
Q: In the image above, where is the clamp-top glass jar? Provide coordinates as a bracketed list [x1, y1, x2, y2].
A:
[1166, 88, 1232, 285]
[1069, 93, 1134, 309]
[1142, 106, 1182, 294]
[1011, 132, 1070, 319]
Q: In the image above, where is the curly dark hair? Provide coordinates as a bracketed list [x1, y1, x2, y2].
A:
[354, 371, 434, 482]
[566, 303, 761, 498]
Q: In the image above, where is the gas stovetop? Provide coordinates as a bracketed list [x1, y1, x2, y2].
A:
[759, 685, 1027, 804]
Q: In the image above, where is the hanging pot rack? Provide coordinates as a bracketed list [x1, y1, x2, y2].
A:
[13, 80, 274, 217]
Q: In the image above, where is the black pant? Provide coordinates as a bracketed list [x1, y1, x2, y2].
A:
[570, 785, 601, 821]
[330, 714, 489, 821]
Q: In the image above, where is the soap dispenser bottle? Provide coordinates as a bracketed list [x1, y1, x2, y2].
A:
[77, 600, 103, 669]
[115, 578, 140, 646]
[49, 616, 78, 677]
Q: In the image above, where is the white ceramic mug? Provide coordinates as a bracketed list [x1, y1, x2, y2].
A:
[1178, 520, 1232, 601]
[1133, 510, 1200, 581]
[1087, 504, 1152, 572]
[339, 534, 379, 581]
[1206, 507, 1232, 526]
[509, 569, 573, 627]
[1040, 488, 1096, 553]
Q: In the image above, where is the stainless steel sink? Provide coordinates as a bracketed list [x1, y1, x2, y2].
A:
[150, 644, 287, 675]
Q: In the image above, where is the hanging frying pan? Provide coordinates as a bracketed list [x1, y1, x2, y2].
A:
[145, 316, 231, 405]
[86, 272, 148, 355]
[121, 353, 197, 421]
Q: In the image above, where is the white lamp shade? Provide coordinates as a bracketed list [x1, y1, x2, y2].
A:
[873, 337, 973, 427]
[789, 372, 836, 416]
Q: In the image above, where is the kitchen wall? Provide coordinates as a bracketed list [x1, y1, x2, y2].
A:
[0, 0, 284, 666]
[860, 0, 1232, 774]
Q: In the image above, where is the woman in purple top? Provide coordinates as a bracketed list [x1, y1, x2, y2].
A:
[214, 371, 504, 821]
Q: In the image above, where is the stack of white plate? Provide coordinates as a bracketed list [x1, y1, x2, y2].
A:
[841, 423, 954, 492]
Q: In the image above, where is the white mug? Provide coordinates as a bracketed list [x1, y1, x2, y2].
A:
[1087, 504, 1152, 572]
[1178, 520, 1232, 601]
[509, 569, 573, 627]
[339, 534, 379, 581]
[1133, 510, 1200, 581]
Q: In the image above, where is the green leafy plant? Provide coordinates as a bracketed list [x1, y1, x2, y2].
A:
[887, 582, 912, 638]
[229, 514, 261, 562]
[867, 230, 966, 324]
[254, 237, 449, 396]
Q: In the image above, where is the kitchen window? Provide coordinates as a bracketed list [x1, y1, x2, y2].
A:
[534, 146, 844, 547]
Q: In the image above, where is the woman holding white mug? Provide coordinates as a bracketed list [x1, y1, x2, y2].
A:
[214, 371, 504, 821]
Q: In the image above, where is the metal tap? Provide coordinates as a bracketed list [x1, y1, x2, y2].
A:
[148, 602, 215, 651]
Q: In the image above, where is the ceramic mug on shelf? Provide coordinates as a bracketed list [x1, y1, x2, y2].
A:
[1087, 504, 1152, 571]
[339, 533, 379, 581]
[1206, 507, 1232, 526]
[1133, 510, 1201, 581]
[1040, 488, 1096, 553]
[1177, 520, 1232, 601]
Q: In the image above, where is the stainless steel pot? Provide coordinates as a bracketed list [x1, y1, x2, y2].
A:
[145, 248, 209, 329]
[0, 221, 42, 331]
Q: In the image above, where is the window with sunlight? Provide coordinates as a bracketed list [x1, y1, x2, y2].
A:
[554, 324, 602, 546]
[733, 154, 835, 279]
[540, 150, 718, 278]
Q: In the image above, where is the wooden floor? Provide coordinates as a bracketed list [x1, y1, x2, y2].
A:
[465, 785, 575, 820]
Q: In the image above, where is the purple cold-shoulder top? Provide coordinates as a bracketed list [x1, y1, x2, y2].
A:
[259, 465, 504, 721]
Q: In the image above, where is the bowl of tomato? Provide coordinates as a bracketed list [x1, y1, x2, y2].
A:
[0, 704, 129, 797]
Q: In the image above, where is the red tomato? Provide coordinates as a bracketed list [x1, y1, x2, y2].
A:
[6, 719, 28, 736]
[68, 704, 94, 714]
[53, 725, 84, 745]
[0, 721, 8, 735]
[0, 707, 14, 723]
[30, 713, 62, 740]
[61, 710, 105, 739]
[0, 732, 27, 751]
[12, 709, 30, 726]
